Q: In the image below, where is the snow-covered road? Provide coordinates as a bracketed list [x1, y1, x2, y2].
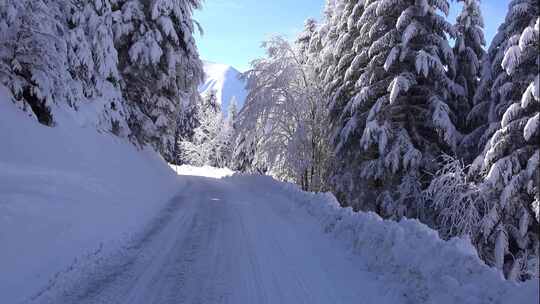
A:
[31, 175, 405, 304]
[3, 85, 535, 304]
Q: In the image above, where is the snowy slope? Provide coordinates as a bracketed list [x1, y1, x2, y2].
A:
[26, 166, 538, 304]
[199, 61, 248, 115]
[0, 85, 182, 303]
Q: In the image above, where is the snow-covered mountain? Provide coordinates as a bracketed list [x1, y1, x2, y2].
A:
[199, 61, 248, 115]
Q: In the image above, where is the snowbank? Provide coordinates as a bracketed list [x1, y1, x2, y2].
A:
[0, 86, 181, 303]
[226, 174, 539, 304]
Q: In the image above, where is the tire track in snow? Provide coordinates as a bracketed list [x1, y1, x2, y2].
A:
[127, 184, 234, 304]
[27, 176, 413, 304]
[236, 205, 269, 304]
[27, 188, 194, 304]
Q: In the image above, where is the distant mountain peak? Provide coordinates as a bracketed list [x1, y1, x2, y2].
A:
[199, 61, 248, 115]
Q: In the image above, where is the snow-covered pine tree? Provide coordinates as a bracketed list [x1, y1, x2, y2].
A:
[67, 0, 130, 136]
[0, 0, 79, 125]
[110, 0, 204, 161]
[230, 73, 264, 173]
[176, 94, 201, 143]
[179, 90, 223, 166]
[296, 18, 317, 63]
[467, 0, 538, 163]
[0, 0, 205, 162]
[331, 0, 463, 217]
[475, 14, 539, 280]
[213, 103, 237, 168]
[0, 0, 127, 132]
[312, 0, 367, 202]
[454, 0, 486, 162]
[0, 0, 35, 117]
[317, 0, 365, 126]
[172, 93, 201, 165]
[421, 0, 487, 243]
[231, 130, 258, 173]
[228, 97, 239, 126]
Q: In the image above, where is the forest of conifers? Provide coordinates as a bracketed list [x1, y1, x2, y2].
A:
[1, 0, 538, 281]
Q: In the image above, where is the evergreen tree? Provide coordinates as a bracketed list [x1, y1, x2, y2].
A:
[111, 0, 204, 161]
[231, 130, 258, 172]
[214, 110, 235, 168]
[454, 0, 486, 162]
[0, 0, 77, 125]
[296, 18, 318, 65]
[228, 97, 239, 126]
[67, 0, 130, 135]
[327, 0, 463, 217]
[475, 14, 539, 280]
[179, 90, 223, 166]
[467, 0, 537, 162]
[313, 0, 366, 201]
[0, 0, 204, 162]
[177, 95, 201, 142]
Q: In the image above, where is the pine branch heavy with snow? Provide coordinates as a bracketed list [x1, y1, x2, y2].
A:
[0, 0, 204, 162]
[474, 14, 539, 280]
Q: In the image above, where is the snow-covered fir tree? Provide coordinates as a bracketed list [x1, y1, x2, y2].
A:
[454, 0, 486, 162]
[296, 18, 318, 65]
[231, 130, 259, 173]
[474, 13, 539, 280]
[324, 0, 463, 217]
[176, 95, 201, 149]
[179, 90, 225, 167]
[421, 0, 487, 252]
[467, 0, 537, 162]
[0, 0, 204, 162]
[110, 0, 204, 161]
[306, 0, 366, 196]
[0, 0, 77, 125]
[228, 97, 239, 127]
[315, 0, 364, 131]
[66, 0, 131, 135]
[209, 97, 239, 168]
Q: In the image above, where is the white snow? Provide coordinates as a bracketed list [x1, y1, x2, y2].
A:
[524, 112, 539, 141]
[21, 168, 539, 304]
[170, 164, 234, 179]
[0, 86, 181, 303]
[199, 61, 248, 115]
[226, 174, 539, 304]
[1, 84, 537, 303]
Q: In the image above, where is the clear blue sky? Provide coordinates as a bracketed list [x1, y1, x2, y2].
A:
[194, 0, 324, 71]
[194, 1, 510, 72]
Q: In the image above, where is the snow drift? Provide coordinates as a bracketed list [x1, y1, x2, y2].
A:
[226, 174, 540, 304]
[0, 86, 181, 303]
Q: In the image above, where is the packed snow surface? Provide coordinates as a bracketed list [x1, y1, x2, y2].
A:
[170, 164, 234, 179]
[17, 173, 539, 303]
[199, 61, 248, 115]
